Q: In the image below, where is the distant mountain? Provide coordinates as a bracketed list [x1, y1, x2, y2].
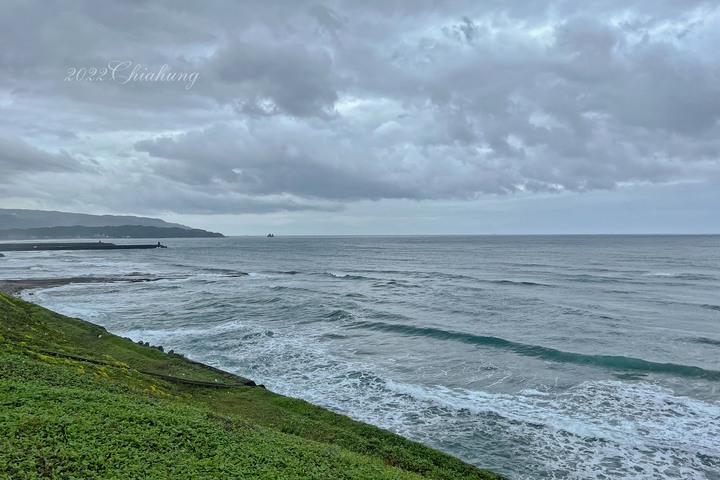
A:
[0, 209, 190, 230]
[0, 225, 224, 240]
[0, 209, 224, 239]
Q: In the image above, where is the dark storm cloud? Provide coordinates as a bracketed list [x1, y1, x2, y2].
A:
[0, 135, 83, 176]
[134, 123, 418, 200]
[1, 0, 718, 214]
[208, 41, 339, 117]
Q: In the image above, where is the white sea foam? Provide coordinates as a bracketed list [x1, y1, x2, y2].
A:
[161, 317, 720, 480]
[247, 272, 276, 278]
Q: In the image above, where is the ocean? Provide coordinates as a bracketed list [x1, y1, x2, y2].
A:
[2, 235, 719, 479]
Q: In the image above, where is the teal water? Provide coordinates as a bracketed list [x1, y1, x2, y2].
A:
[4, 235, 720, 479]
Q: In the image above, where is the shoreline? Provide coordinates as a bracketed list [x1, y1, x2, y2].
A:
[0, 290, 503, 479]
[0, 271, 250, 296]
[0, 275, 166, 296]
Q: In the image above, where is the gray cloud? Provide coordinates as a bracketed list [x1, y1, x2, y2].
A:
[0, 135, 84, 176]
[209, 41, 339, 118]
[0, 0, 718, 219]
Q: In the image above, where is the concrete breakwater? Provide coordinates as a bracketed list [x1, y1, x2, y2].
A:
[0, 241, 167, 252]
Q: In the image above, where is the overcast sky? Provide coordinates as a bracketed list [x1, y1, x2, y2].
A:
[1, 0, 719, 234]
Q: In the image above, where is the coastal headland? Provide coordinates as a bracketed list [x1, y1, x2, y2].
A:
[0, 289, 503, 479]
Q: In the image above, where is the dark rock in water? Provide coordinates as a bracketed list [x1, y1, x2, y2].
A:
[157, 346, 164, 352]
[0, 253, 5, 257]
[168, 350, 174, 355]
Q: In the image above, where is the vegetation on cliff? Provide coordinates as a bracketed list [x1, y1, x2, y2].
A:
[0, 292, 502, 479]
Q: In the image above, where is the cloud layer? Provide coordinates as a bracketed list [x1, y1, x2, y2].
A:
[1, 0, 719, 219]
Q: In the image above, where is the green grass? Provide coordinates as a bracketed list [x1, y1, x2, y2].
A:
[0, 293, 503, 479]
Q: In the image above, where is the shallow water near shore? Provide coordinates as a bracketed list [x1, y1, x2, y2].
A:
[4, 235, 720, 479]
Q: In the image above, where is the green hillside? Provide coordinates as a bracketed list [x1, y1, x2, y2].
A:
[0, 293, 502, 479]
[0, 225, 224, 240]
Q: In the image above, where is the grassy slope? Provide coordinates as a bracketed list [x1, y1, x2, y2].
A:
[0, 293, 503, 479]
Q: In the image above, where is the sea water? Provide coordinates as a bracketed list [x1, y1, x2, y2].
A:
[3, 235, 719, 479]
